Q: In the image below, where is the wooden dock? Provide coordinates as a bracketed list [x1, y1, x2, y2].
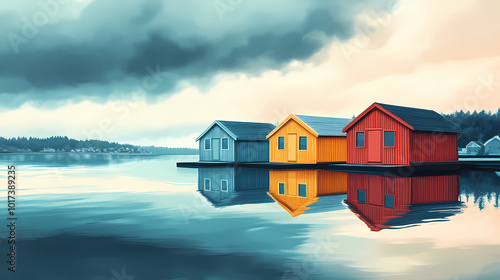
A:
[176, 161, 328, 170]
[177, 159, 500, 176]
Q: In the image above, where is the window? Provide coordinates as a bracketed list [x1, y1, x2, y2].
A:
[358, 190, 366, 204]
[204, 138, 211, 150]
[278, 137, 285, 150]
[221, 180, 228, 192]
[384, 194, 395, 208]
[221, 138, 229, 150]
[384, 131, 395, 147]
[279, 182, 285, 195]
[204, 178, 211, 191]
[299, 136, 307, 150]
[298, 184, 307, 197]
[356, 132, 365, 147]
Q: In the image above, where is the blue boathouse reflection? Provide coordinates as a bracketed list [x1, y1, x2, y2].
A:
[198, 167, 272, 207]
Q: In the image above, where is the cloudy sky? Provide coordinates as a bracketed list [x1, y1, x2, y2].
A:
[1, 0, 499, 148]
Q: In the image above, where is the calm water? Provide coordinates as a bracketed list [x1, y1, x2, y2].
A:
[0, 154, 499, 280]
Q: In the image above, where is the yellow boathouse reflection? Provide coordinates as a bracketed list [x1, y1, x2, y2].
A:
[268, 170, 347, 217]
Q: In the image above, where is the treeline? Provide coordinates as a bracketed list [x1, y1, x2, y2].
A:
[0, 136, 197, 155]
[0, 109, 498, 152]
[443, 108, 500, 147]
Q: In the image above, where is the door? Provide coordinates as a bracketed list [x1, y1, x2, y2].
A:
[367, 130, 382, 163]
[288, 134, 297, 162]
[368, 175, 383, 206]
[288, 171, 297, 196]
[212, 138, 220, 161]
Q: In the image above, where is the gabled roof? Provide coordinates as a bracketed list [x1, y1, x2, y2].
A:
[342, 103, 462, 134]
[267, 114, 352, 139]
[267, 193, 346, 217]
[466, 141, 484, 148]
[305, 194, 347, 215]
[484, 135, 500, 146]
[267, 192, 318, 217]
[196, 120, 276, 141]
[200, 189, 272, 208]
[345, 200, 464, 232]
[384, 202, 464, 229]
[344, 200, 391, 232]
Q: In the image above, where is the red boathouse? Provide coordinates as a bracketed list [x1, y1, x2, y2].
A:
[342, 103, 462, 165]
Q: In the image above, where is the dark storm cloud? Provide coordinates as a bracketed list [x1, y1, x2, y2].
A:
[125, 34, 208, 76]
[0, 0, 393, 107]
[0, 42, 117, 87]
[218, 10, 351, 69]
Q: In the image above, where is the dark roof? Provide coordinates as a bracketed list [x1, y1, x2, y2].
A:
[304, 194, 347, 215]
[295, 115, 352, 136]
[200, 189, 273, 207]
[196, 120, 276, 141]
[377, 103, 462, 134]
[384, 202, 465, 229]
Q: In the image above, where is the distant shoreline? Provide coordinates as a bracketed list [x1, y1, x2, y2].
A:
[0, 152, 198, 156]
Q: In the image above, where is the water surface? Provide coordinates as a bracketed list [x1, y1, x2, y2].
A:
[0, 154, 499, 280]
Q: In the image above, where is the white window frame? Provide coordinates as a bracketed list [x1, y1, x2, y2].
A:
[278, 136, 285, 150]
[204, 178, 211, 191]
[204, 138, 211, 150]
[221, 138, 229, 150]
[278, 182, 285, 195]
[221, 179, 229, 192]
[299, 136, 308, 151]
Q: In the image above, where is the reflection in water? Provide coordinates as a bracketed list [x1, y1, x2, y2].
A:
[268, 170, 347, 217]
[0, 154, 499, 280]
[345, 173, 464, 231]
[0, 152, 167, 167]
[198, 167, 272, 207]
[460, 171, 500, 209]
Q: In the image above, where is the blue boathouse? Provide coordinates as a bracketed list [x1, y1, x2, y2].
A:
[196, 120, 275, 162]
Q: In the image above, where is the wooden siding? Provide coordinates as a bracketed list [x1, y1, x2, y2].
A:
[411, 175, 459, 203]
[199, 125, 235, 161]
[317, 136, 347, 162]
[236, 141, 270, 162]
[198, 167, 270, 206]
[198, 167, 235, 195]
[346, 173, 408, 231]
[317, 171, 348, 195]
[347, 173, 412, 207]
[410, 131, 459, 162]
[346, 107, 411, 165]
[269, 119, 318, 163]
[199, 167, 269, 192]
[269, 170, 347, 216]
[234, 168, 270, 190]
[199, 124, 270, 162]
[346, 173, 459, 231]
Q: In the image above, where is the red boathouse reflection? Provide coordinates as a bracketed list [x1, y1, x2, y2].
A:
[345, 173, 462, 231]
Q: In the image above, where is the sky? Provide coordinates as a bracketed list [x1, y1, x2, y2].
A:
[1, 0, 499, 148]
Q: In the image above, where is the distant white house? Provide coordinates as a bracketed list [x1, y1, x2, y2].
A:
[465, 141, 484, 155]
[484, 135, 500, 155]
[41, 148, 56, 153]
